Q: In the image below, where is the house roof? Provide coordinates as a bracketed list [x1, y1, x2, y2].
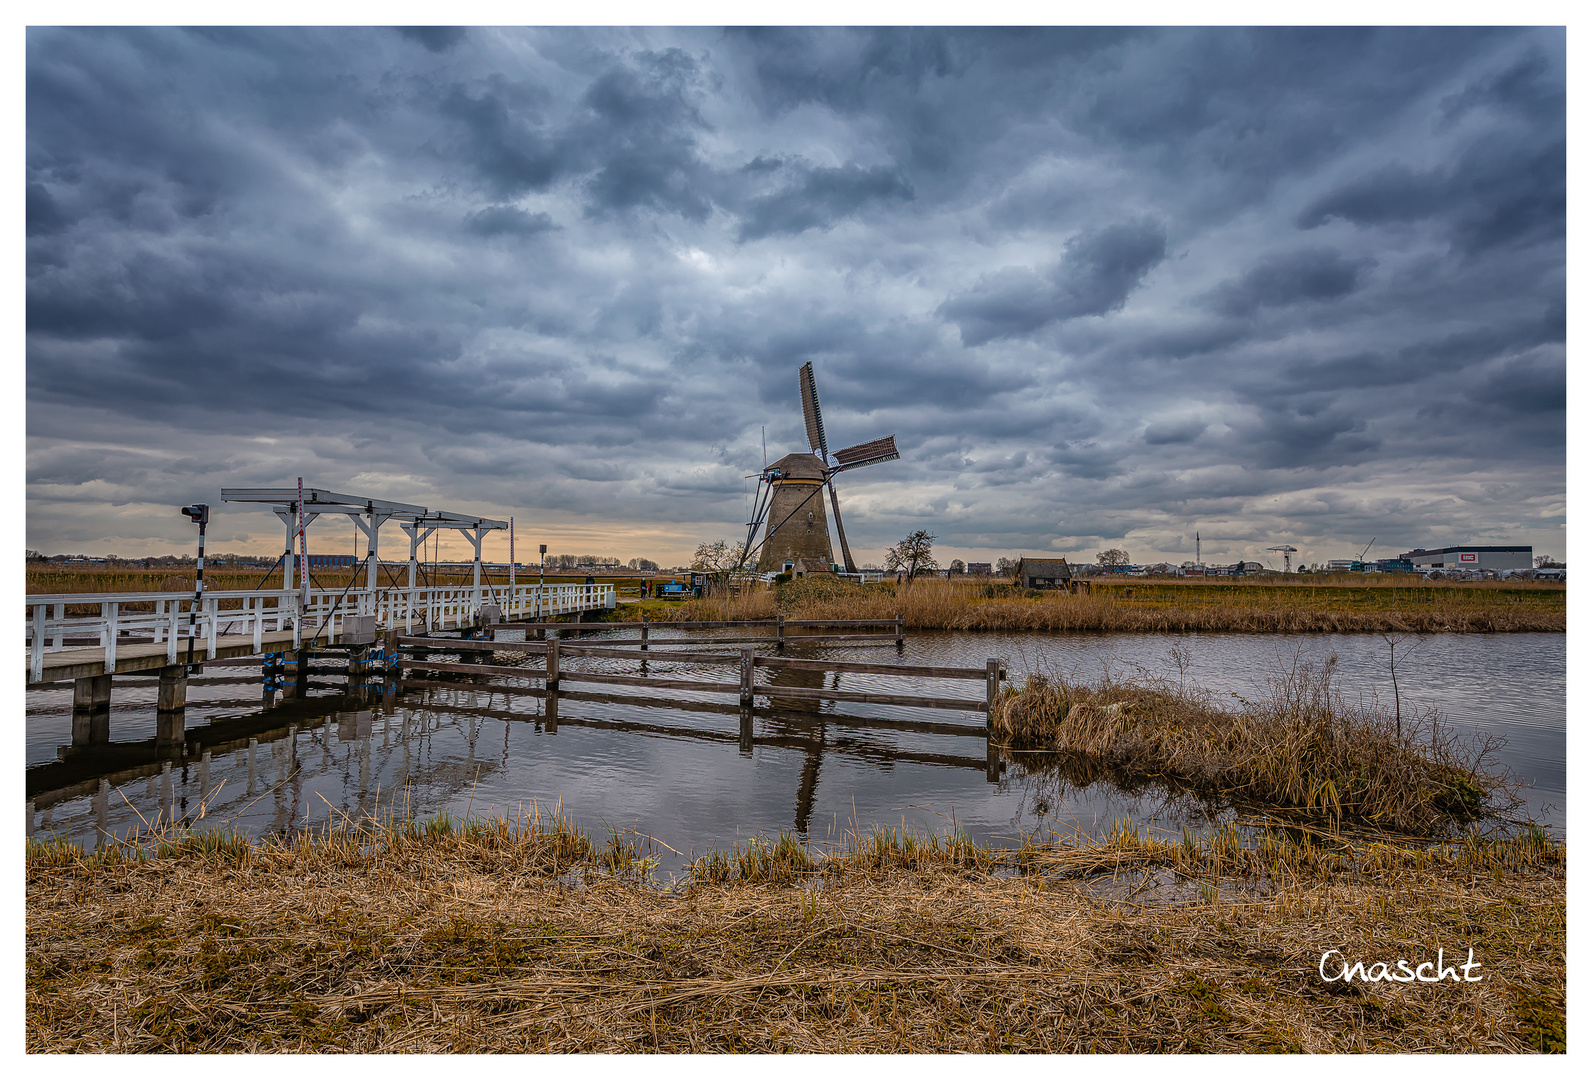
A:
[1017, 558, 1072, 576]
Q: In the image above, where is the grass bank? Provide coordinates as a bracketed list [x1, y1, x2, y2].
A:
[27, 814, 1562, 1053]
[670, 576, 1564, 633]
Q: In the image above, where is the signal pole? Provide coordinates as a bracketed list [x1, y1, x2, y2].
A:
[180, 503, 210, 672]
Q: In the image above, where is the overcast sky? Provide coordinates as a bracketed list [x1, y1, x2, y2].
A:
[25, 26, 1565, 568]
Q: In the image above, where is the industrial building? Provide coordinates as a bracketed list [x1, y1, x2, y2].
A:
[1398, 545, 1532, 571]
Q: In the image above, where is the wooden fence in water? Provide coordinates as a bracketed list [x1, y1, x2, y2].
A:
[394, 618, 1004, 725]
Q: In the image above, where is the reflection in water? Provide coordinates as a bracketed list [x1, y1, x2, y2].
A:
[25, 630, 1566, 864]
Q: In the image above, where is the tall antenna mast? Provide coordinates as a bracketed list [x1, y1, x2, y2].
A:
[1196, 531, 1200, 566]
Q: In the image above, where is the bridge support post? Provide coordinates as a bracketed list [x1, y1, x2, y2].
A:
[281, 650, 308, 699]
[157, 665, 188, 712]
[156, 710, 184, 750]
[739, 647, 754, 706]
[777, 615, 785, 651]
[546, 640, 559, 689]
[73, 674, 112, 712]
[71, 710, 109, 747]
[896, 615, 904, 647]
[639, 615, 648, 651]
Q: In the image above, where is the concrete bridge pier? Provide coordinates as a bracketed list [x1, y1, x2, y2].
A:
[156, 710, 185, 750]
[71, 710, 110, 748]
[154, 664, 187, 751]
[157, 665, 188, 711]
[73, 674, 112, 712]
[280, 650, 308, 700]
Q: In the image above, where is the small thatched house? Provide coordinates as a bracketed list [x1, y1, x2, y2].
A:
[1015, 557, 1090, 595]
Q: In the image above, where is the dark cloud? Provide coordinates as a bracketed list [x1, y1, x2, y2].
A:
[23, 27, 1564, 566]
[26, 182, 70, 236]
[464, 205, 558, 237]
[396, 27, 467, 54]
[737, 163, 914, 241]
[1201, 248, 1374, 317]
[939, 219, 1166, 345]
[1144, 419, 1206, 446]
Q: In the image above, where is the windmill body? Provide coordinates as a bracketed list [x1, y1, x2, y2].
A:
[756, 452, 835, 572]
[743, 362, 901, 576]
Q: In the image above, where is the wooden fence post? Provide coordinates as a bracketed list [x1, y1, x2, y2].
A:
[640, 614, 649, 651]
[895, 615, 904, 646]
[546, 639, 559, 688]
[739, 647, 754, 706]
[777, 615, 786, 651]
[985, 659, 1001, 730]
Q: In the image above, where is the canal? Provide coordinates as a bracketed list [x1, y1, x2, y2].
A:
[26, 629, 1565, 868]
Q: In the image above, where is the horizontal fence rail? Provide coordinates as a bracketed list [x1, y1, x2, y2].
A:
[396, 635, 1006, 720]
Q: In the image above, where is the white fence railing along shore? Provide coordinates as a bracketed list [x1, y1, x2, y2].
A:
[26, 583, 615, 682]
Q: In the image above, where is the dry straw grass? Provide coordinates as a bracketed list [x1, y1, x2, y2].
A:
[674, 576, 1563, 633]
[27, 811, 1562, 1053]
[990, 652, 1513, 837]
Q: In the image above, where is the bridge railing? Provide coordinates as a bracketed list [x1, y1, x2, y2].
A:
[26, 582, 617, 681]
[26, 590, 303, 681]
[377, 583, 616, 633]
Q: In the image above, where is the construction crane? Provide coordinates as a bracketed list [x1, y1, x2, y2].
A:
[1267, 545, 1298, 573]
[1357, 537, 1376, 563]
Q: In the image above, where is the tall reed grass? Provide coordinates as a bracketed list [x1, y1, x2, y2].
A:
[990, 651, 1514, 836]
[673, 575, 1562, 632]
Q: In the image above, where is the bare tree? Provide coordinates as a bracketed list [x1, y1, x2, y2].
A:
[885, 530, 938, 582]
[948, 558, 966, 574]
[995, 556, 1021, 578]
[691, 540, 735, 574]
[1096, 548, 1130, 568]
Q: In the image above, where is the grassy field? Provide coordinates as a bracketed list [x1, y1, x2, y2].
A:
[26, 815, 1564, 1053]
[671, 576, 1564, 633]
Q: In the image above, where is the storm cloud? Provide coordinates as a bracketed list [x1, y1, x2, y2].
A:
[25, 27, 1565, 569]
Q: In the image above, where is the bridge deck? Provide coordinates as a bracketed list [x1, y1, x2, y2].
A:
[27, 629, 322, 683]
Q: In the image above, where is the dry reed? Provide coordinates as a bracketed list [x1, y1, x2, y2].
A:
[989, 653, 1513, 836]
[26, 812, 1563, 1053]
[672, 576, 1563, 634]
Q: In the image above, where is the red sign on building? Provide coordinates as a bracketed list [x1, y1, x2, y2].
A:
[1459, 552, 1478, 562]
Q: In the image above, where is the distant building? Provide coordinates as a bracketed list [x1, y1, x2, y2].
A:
[1399, 546, 1531, 571]
[1015, 557, 1074, 589]
[294, 554, 360, 569]
[1369, 558, 1415, 573]
[966, 562, 992, 576]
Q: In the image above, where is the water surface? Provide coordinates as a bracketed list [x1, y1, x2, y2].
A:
[26, 629, 1565, 867]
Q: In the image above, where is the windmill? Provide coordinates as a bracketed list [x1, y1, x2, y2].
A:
[740, 362, 900, 575]
[1267, 544, 1298, 573]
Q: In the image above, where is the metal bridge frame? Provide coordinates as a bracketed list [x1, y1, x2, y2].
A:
[220, 487, 509, 612]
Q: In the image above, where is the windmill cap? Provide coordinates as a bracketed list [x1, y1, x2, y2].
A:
[768, 452, 827, 480]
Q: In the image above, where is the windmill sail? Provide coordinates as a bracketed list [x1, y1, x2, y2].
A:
[799, 361, 827, 459]
[832, 435, 899, 472]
